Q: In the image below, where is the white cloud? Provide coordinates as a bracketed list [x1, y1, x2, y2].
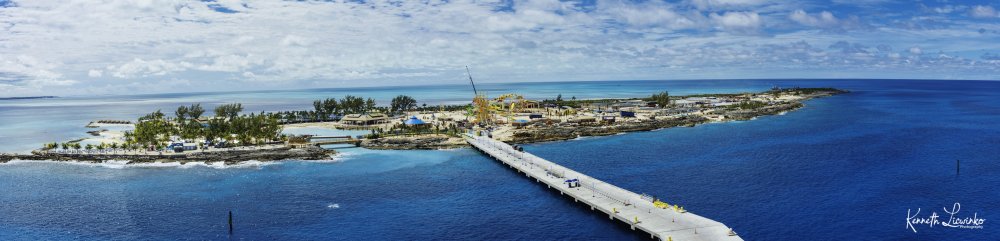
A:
[930, 5, 966, 14]
[0, 0, 997, 97]
[688, 0, 769, 10]
[710, 11, 762, 33]
[87, 69, 103, 77]
[790, 10, 839, 28]
[909, 47, 923, 55]
[110, 58, 191, 79]
[970, 5, 998, 18]
[830, 0, 895, 6]
[0, 55, 77, 89]
[280, 35, 312, 47]
[596, 1, 698, 29]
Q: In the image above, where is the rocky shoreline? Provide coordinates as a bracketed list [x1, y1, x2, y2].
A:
[360, 135, 467, 150]
[352, 105, 786, 150]
[1, 145, 335, 164]
[357, 89, 844, 149]
[1, 88, 847, 163]
[507, 115, 711, 144]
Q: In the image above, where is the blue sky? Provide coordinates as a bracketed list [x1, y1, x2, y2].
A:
[0, 0, 999, 97]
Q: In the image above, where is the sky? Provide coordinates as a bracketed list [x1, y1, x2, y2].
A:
[1, 0, 999, 97]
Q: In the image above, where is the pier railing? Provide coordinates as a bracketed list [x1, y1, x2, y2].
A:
[465, 133, 741, 241]
[469, 135, 652, 209]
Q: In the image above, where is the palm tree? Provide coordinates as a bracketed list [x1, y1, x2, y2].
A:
[365, 98, 377, 113]
[322, 98, 338, 119]
[188, 104, 205, 120]
[313, 100, 325, 121]
[175, 105, 189, 122]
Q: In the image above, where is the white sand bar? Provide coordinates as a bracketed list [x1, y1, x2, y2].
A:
[466, 134, 743, 241]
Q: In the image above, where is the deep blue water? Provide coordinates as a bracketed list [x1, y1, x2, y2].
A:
[1, 79, 999, 240]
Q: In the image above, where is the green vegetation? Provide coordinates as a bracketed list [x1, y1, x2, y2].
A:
[271, 95, 467, 124]
[541, 93, 586, 108]
[730, 101, 767, 110]
[278, 95, 383, 123]
[123, 103, 283, 150]
[767, 87, 846, 96]
[649, 91, 670, 107]
[682, 93, 744, 98]
[118, 95, 426, 149]
[364, 122, 462, 139]
[41, 142, 59, 150]
[390, 95, 417, 114]
[214, 103, 243, 119]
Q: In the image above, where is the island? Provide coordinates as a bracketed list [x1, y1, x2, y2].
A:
[0, 87, 847, 165]
[0, 96, 57, 100]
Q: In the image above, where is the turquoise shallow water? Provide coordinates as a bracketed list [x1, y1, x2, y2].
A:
[0, 79, 764, 153]
[1, 79, 999, 240]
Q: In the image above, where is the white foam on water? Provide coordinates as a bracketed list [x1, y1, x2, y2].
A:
[0, 159, 279, 169]
[299, 152, 354, 163]
[327, 203, 340, 209]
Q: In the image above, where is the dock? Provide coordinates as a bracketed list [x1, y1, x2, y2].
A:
[307, 135, 361, 147]
[465, 134, 742, 241]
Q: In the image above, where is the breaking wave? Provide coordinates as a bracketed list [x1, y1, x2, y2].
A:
[0, 159, 279, 169]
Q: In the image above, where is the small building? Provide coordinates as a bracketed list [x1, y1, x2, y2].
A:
[601, 116, 616, 123]
[620, 111, 636, 118]
[434, 113, 453, 121]
[569, 116, 596, 123]
[673, 99, 698, 107]
[614, 99, 646, 109]
[341, 113, 389, 125]
[713, 102, 738, 107]
[529, 113, 544, 119]
[585, 102, 613, 111]
[657, 107, 698, 115]
[634, 107, 660, 113]
[168, 142, 198, 152]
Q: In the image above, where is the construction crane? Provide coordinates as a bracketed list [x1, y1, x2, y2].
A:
[466, 66, 478, 95]
[465, 67, 528, 126]
[493, 93, 526, 123]
[466, 67, 493, 125]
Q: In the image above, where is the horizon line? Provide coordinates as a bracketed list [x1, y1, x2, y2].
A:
[5, 77, 999, 99]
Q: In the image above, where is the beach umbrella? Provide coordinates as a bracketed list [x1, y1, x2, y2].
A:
[404, 116, 426, 126]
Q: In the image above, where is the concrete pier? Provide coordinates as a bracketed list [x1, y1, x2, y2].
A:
[465, 134, 742, 241]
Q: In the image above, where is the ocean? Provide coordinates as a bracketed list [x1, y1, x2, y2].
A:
[1, 79, 998, 240]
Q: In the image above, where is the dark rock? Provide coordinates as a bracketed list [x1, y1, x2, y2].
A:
[8, 146, 335, 164]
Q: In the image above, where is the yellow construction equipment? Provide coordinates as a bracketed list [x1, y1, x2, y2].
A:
[463, 67, 528, 126]
[472, 93, 493, 125]
[654, 200, 670, 209]
[471, 93, 526, 126]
